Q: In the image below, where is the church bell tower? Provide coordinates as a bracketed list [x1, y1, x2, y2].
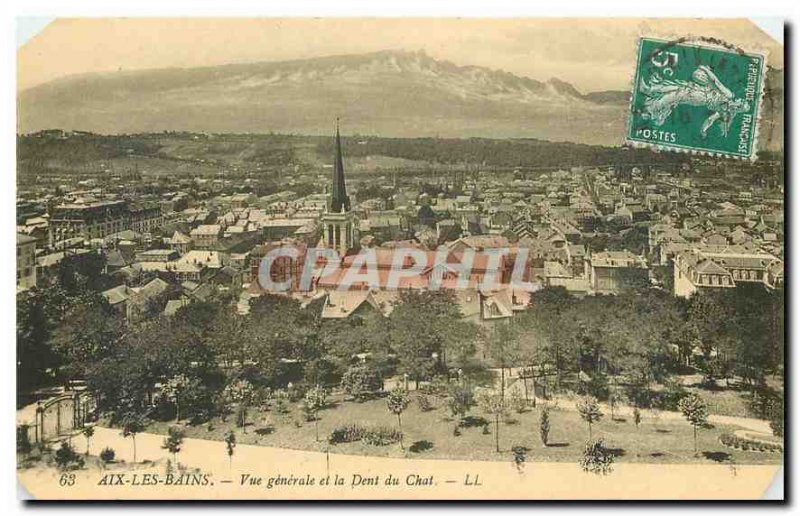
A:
[321, 119, 356, 256]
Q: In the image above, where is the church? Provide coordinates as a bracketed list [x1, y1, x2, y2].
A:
[319, 119, 358, 257]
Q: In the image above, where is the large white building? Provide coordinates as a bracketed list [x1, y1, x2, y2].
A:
[16, 233, 37, 291]
[673, 247, 784, 298]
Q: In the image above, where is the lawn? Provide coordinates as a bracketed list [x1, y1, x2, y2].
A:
[144, 392, 783, 466]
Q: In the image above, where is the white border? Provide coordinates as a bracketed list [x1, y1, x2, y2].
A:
[2, 1, 793, 513]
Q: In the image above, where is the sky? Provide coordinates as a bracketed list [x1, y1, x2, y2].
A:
[18, 18, 783, 93]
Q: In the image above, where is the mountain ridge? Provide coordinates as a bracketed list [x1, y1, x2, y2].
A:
[18, 49, 782, 148]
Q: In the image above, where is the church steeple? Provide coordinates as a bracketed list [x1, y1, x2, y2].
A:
[321, 119, 357, 257]
[330, 118, 351, 213]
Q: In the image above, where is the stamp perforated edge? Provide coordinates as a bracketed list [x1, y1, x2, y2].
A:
[623, 35, 770, 162]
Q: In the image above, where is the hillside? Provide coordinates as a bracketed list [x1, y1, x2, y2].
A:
[18, 50, 630, 145]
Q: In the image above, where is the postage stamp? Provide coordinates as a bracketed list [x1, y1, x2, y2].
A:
[626, 37, 767, 159]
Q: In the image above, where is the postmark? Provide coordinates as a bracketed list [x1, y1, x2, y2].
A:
[626, 37, 767, 160]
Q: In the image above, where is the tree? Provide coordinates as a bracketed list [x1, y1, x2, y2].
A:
[56, 252, 109, 294]
[55, 441, 84, 471]
[303, 386, 329, 442]
[161, 427, 185, 465]
[247, 295, 320, 383]
[486, 323, 522, 400]
[224, 431, 236, 470]
[580, 438, 614, 475]
[678, 393, 708, 454]
[340, 364, 382, 401]
[768, 392, 784, 438]
[446, 384, 473, 431]
[523, 287, 574, 391]
[576, 396, 603, 440]
[121, 414, 145, 463]
[609, 389, 625, 421]
[539, 406, 551, 447]
[50, 292, 122, 384]
[386, 387, 410, 451]
[160, 374, 191, 422]
[390, 291, 478, 386]
[220, 378, 253, 431]
[17, 425, 32, 456]
[478, 392, 508, 453]
[87, 314, 222, 424]
[83, 426, 95, 456]
[17, 289, 62, 392]
[685, 293, 731, 385]
[208, 308, 250, 368]
[511, 446, 527, 474]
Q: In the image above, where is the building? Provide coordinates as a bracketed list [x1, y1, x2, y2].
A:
[261, 217, 318, 241]
[16, 233, 37, 291]
[320, 121, 358, 256]
[249, 241, 309, 292]
[102, 277, 171, 322]
[190, 224, 222, 250]
[167, 230, 193, 255]
[589, 250, 649, 294]
[127, 201, 163, 234]
[48, 200, 129, 246]
[134, 249, 179, 263]
[673, 248, 784, 298]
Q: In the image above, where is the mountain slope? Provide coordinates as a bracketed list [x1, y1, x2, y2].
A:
[17, 50, 781, 148]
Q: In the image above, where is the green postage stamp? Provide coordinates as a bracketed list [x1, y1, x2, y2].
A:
[627, 37, 766, 159]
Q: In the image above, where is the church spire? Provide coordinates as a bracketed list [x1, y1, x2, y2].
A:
[330, 118, 351, 213]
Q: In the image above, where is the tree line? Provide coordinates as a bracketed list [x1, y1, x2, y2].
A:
[18, 252, 783, 431]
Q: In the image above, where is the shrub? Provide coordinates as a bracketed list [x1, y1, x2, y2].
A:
[100, 447, 116, 463]
[16, 425, 32, 455]
[418, 376, 450, 397]
[361, 426, 402, 446]
[749, 389, 785, 438]
[286, 383, 305, 402]
[273, 390, 291, 414]
[235, 404, 248, 428]
[719, 433, 782, 453]
[303, 386, 329, 421]
[253, 386, 273, 410]
[509, 389, 527, 413]
[303, 357, 340, 387]
[580, 372, 610, 401]
[417, 384, 441, 396]
[341, 365, 383, 401]
[539, 407, 551, 446]
[329, 424, 366, 444]
[770, 412, 784, 438]
[181, 381, 216, 424]
[575, 395, 603, 439]
[416, 394, 434, 412]
[654, 378, 688, 411]
[511, 445, 527, 473]
[162, 427, 185, 460]
[54, 441, 84, 470]
[579, 438, 614, 475]
[223, 378, 255, 406]
[446, 385, 474, 420]
[328, 424, 401, 446]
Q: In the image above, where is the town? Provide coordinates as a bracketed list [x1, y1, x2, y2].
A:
[17, 127, 784, 473]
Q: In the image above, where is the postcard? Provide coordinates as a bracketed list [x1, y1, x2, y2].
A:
[16, 18, 784, 501]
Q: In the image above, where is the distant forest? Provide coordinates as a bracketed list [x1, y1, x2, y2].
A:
[18, 130, 780, 180]
[315, 136, 694, 169]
